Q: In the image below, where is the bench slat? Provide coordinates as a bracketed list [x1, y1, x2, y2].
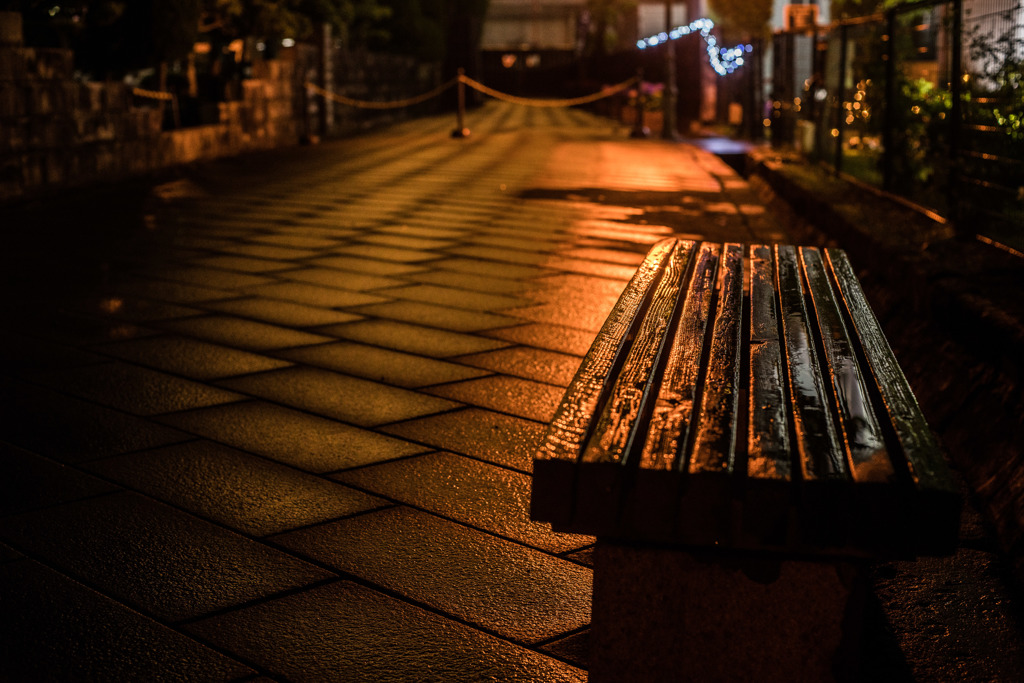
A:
[638, 242, 720, 472]
[825, 249, 959, 552]
[690, 242, 744, 475]
[824, 249, 952, 492]
[801, 247, 894, 484]
[747, 244, 791, 480]
[531, 239, 679, 525]
[575, 241, 696, 525]
[775, 244, 847, 482]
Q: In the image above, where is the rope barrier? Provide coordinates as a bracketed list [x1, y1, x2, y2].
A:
[132, 87, 174, 102]
[457, 74, 639, 108]
[306, 71, 643, 139]
[305, 78, 458, 110]
[306, 74, 638, 111]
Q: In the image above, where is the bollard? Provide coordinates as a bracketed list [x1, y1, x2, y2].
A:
[630, 68, 650, 139]
[451, 68, 470, 138]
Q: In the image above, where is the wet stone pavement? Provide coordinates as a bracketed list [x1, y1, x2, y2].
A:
[2, 102, 1022, 681]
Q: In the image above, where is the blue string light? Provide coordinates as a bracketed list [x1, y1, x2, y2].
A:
[637, 18, 753, 76]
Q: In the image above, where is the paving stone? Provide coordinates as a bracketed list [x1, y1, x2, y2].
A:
[430, 257, 552, 280]
[540, 630, 590, 670]
[528, 272, 629, 304]
[508, 298, 618, 334]
[9, 308, 158, 347]
[383, 407, 544, 472]
[426, 375, 563, 423]
[454, 346, 581, 387]
[278, 341, 490, 388]
[0, 379, 190, 463]
[382, 284, 525, 312]
[0, 442, 118, 515]
[558, 246, 646, 265]
[218, 366, 460, 426]
[0, 492, 333, 622]
[247, 233, 341, 249]
[186, 580, 585, 682]
[467, 234, 560, 252]
[350, 300, 520, 332]
[565, 546, 595, 567]
[190, 254, 296, 273]
[226, 243, 320, 261]
[322, 319, 510, 357]
[32, 361, 244, 416]
[275, 506, 590, 643]
[87, 441, 387, 537]
[158, 400, 423, 473]
[334, 243, 441, 263]
[448, 245, 549, 266]
[145, 265, 276, 290]
[273, 267, 404, 292]
[568, 221, 668, 245]
[66, 295, 203, 322]
[1, 560, 254, 681]
[240, 281, 389, 308]
[542, 255, 638, 281]
[358, 233, 455, 251]
[200, 296, 362, 328]
[378, 224, 467, 240]
[405, 269, 535, 294]
[335, 452, 589, 553]
[95, 334, 292, 380]
[484, 322, 595, 357]
[110, 277, 238, 305]
[159, 315, 332, 351]
[307, 254, 425, 275]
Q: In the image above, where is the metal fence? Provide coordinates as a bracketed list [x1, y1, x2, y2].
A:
[771, 0, 1023, 252]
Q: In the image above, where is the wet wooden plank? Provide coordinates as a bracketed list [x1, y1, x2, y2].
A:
[775, 245, 846, 482]
[690, 242, 744, 475]
[825, 249, 959, 553]
[531, 238, 681, 525]
[744, 244, 793, 546]
[669, 243, 745, 546]
[637, 242, 721, 473]
[575, 240, 694, 527]
[747, 244, 790, 480]
[801, 247, 894, 484]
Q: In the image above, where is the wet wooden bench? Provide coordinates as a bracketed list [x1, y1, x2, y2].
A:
[530, 239, 961, 682]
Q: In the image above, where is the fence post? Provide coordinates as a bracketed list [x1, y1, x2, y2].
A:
[662, 0, 680, 140]
[949, 0, 963, 232]
[834, 23, 848, 176]
[452, 68, 470, 138]
[882, 9, 897, 192]
[631, 69, 649, 138]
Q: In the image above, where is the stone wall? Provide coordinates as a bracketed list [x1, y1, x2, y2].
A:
[0, 12, 302, 202]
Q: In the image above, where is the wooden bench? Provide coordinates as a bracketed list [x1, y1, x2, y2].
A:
[530, 239, 961, 682]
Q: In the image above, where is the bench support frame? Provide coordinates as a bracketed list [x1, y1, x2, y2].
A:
[591, 541, 867, 682]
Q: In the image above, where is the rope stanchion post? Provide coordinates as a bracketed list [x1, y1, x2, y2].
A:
[630, 68, 649, 139]
[451, 68, 470, 138]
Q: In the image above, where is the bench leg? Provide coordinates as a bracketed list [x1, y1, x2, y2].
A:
[590, 541, 867, 682]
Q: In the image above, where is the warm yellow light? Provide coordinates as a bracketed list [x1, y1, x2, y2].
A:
[193, 42, 211, 55]
[99, 298, 124, 314]
[831, 128, 840, 137]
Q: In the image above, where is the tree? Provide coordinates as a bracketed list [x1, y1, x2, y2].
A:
[707, 0, 772, 42]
